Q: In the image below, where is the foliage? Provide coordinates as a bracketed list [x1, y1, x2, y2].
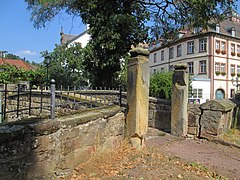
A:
[25, 0, 237, 86]
[25, 0, 236, 37]
[215, 71, 221, 76]
[4, 53, 21, 60]
[115, 54, 129, 90]
[150, 71, 173, 100]
[0, 63, 44, 85]
[41, 43, 87, 89]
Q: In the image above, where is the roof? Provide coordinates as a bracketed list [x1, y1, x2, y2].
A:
[60, 33, 78, 45]
[0, 59, 37, 71]
[149, 11, 240, 52]
[217, 18, 240, 37]
[66, 30, 89, 45]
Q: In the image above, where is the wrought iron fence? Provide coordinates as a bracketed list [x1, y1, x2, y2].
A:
[0, 82, 124, 123]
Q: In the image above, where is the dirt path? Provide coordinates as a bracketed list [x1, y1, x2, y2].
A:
[72, 128, 240, 179]
[147, 128, 240, 179]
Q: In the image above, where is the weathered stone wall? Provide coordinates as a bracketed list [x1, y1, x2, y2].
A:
[0, 106, 124, 179]
[199, 99, 236, 139]
[187, 99, 239, 138]
[148, 97, 171, 132]
[187, 104, 201, 136]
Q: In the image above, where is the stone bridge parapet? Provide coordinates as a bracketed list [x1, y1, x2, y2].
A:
[0, 106, 125, 179]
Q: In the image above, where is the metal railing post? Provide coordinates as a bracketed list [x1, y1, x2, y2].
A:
[40, 84, 43, 113]
[0, 87, 2, 123]
[50, 79, 55, 119]
[119, 85, 122, 107]
[3, 84, 7, 121]
[29, 82, 32, 116]
[17, 84, 20, 117]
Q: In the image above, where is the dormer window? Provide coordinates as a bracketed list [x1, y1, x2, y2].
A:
[231, 27, 236, 37]
[193, 27, 200, 34]
[194, 27, 201, 34]
[216, 24, 220, 33]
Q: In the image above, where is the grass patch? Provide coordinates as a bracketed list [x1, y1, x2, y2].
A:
[219, 129, 240, 146]
[158, 131, 166, 136]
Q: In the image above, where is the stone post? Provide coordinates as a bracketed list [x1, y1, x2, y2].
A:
[126, 47, 150, 148]
[171, 64, 189, 136]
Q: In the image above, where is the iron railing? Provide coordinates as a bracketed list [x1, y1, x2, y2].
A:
[0, 82, 124, 123]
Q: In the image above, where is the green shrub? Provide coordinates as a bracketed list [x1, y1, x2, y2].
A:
[149, 71, 173, 100]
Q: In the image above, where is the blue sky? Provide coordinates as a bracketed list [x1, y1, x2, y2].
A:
[0, 0, 85, 63]
[0, 1, 240, 63]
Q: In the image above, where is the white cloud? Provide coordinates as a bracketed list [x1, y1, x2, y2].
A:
[16, 50, 37, 56]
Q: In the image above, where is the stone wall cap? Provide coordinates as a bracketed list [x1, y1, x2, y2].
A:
[130, 47, 149, 57]
[200, 99, 236, 111]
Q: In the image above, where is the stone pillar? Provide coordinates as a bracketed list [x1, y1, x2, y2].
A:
[126, 47, 150, 148]
[171, 64, 189, 136]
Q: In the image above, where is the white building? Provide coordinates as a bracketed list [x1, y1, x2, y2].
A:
[60, 26, 91, 48]
[149, 10, 240, 103]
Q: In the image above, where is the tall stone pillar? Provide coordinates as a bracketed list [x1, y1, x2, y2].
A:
[171, 64, 189, 136]
[126, 47, 150, 148]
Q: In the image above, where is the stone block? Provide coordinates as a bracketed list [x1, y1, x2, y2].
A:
[188, 126, 198, 135]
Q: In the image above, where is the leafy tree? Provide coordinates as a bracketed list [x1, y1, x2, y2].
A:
[25, 0, 236, 86]
[41, 43, 87, 89]
[0, 64, 44, 85]
[150, 71, 173, 100]
[4, 53, 21, 60]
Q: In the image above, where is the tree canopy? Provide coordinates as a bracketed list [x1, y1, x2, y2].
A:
[4, 53, 21, 60]
[0, 63, 44, 85]
[25, 0, 237, 86]
[41, 43, 87, 89]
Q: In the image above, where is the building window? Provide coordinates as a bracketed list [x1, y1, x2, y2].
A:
[237, 65, 240, 75]
[237, 45, 240, 57]
[199, 38, 207, 52]
[216, 40, 220, 50]
[199, 60, 207, 73]
[215, 62, 220, 72]
[231, 27, 236, 37]
[192, 89, 203, 98]
[237, 45, 240, 53]
[169, 47, 174, 59]
[216, 24, 220, 33]
[231, 89, 235, 98]
[220, 63, 226, 72]
[161, 50, 164, 61]
[177, 44, 182, 57]
[230, 64, 235, 74]
[153, 53, 157, 63]
[187, 41, 194, 54]
[161, 67, 165, 72]
[188, 62, 194, 74]
[221, 41, 226, 54]
[231, 43, 235, 55]
[215, 40, 220, 50]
